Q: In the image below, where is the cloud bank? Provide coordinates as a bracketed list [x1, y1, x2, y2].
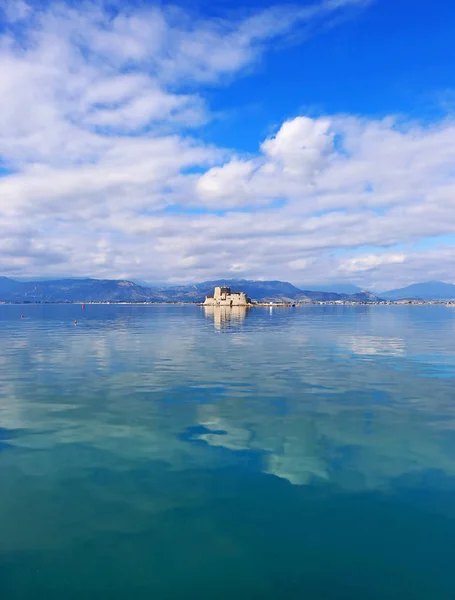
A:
[0, 0, 454, 289]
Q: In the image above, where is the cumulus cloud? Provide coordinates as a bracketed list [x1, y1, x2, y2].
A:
[261, 117, 333, 176]
[341, 254, 406, 273]
[0, 0, 455, 289]
[196, 117, 334, 205]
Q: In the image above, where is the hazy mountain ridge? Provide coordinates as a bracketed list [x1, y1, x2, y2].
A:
[298, 283, 364, 295]
[148, 279, 379, 303]
[0, 278, 160, 303]
[5, 276, 455, 302]
[381, 281, 455, 300]
[0, 277, 384, 303]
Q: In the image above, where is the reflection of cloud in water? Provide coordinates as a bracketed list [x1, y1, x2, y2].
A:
[203, 305, 249, 330]
[197, 405, 328, 485]
[341, 335, 405, 356]
[1, 305, 455, 495]
[197, 406, 252, 451]
[266, 452, 328, 486]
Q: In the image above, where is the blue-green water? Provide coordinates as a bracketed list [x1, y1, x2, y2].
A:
[1, 304, 455, 599]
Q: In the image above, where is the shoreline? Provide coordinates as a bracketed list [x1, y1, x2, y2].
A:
[1, 300, 455, 307]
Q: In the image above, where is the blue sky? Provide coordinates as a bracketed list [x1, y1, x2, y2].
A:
[0, 0, 455, 288]
[203, 0, 455, 150]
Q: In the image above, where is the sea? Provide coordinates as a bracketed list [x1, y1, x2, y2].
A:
[1, 303, 455, 599]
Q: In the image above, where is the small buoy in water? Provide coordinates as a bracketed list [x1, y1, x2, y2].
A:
[20, 315, 25, 319]
[81, 304, 85, 310]
[74, 320, 77, 325]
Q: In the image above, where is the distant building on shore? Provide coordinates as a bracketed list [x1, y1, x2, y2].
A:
[203, 286, 251, 307]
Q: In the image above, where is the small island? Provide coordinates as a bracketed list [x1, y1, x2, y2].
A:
[203, 286, 252, 307]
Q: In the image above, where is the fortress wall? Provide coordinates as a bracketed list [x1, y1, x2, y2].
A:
[203, 291, 251, 306]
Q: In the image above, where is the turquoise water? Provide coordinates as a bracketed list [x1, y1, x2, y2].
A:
[1, 304, 455, 599]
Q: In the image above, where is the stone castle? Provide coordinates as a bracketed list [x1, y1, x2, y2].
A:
[203, 286, 251, 307]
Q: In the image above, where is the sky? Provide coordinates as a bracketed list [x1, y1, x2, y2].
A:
[1, 0, 455, 289]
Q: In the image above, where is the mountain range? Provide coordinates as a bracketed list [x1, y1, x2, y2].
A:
[0, 277, 454, 303]
[0, 277, 380, 303]
[380, 281, 455, 300]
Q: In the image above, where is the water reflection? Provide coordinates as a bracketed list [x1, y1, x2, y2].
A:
[203, 305, 250, 330]
[341, 335, 406, 356]
[2, 304, 455, 598]
[1, 304, 455, 494]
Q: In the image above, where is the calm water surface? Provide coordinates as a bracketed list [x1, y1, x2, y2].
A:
[1, 304, 455, 599]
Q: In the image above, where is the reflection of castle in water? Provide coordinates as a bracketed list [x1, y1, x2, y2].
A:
[203, 305, 249, 330]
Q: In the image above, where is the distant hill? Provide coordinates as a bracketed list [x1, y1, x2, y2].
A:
[344, 290, 381, 302]
[160, 280, 380, 303]
[300, 283, 364, 295]
[381, 281, 455, 300]
[0, 276, 28, 295]
[0, 278, 161, 303]
[0, 277, 382, 303]
[179, 279, 306, 302]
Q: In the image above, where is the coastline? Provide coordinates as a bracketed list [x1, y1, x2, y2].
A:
[1, 300, 455, 307]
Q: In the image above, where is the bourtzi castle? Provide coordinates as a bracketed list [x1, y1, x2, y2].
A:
[204, 286, 252, 307]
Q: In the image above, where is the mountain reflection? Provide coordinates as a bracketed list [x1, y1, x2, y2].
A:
[203, 305, 250, 329]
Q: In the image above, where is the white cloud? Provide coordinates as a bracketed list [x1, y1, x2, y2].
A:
[261, 117, 333, 175]
[341, 254, 406, 273]
[196, 159, 257, 204]
[0, 0, 30, 22]
[196, 117, 335, 207]
[1, 0, 455, 289]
